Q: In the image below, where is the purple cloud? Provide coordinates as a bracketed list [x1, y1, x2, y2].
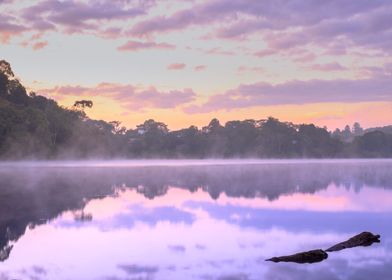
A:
[310, 62, 347, 72]
[253, 49, 276, 57]
[117, 40, 175, 51]
[4, 0, 391, 58]
[185, 75, 392, 113]
[0, 14, 28, 42]
[38, 83, 196, 110]
[127, 0, 392, 56]
[21, 0, 147, 35]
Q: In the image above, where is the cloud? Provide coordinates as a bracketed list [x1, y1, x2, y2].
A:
[38, 83, 196, 110]
[19, 0, 148, 36]
[0, 14, 28, 43]
[185, 76, 392, 113]
[4, 0, 392, 60]
[117, 40, 175, 51]
[310, 62, 348, 72]
[32, 40, 48, 50]
[127, 0, 392, 56]
[204, 47, 235, 56]
[0, 0, 155, 43]
[167, 63, 186, 70]
[194, 65, 207, 71]
[237, 66, 264, 73]
[24, 0, 144, 24]
[253, 49, 276, 57]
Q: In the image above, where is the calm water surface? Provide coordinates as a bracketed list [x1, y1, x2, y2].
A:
[0, 160, 391, 280]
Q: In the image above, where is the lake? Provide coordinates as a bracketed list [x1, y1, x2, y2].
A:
[0, 160, 391, 280]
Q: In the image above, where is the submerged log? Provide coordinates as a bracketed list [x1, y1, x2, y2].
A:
[266, 249, 328, 264]
[326, 231, 380, 252]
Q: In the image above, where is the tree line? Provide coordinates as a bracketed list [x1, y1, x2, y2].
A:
[1, 60, 391, 159]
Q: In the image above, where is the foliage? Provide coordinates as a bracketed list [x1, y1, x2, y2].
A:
[0, 60, 391, 159]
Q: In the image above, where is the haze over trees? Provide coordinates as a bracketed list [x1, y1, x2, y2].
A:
[0, 60, 392, 159]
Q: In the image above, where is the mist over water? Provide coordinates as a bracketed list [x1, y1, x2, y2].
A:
[0, 159, 392, 279]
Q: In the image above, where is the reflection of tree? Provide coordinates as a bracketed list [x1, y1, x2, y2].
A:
[73, 210, 93, 222]
[0, 244, 12, 262]
[0, 162, 392, 261]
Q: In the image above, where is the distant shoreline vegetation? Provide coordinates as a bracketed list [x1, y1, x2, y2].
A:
[1, 60, 392, 159]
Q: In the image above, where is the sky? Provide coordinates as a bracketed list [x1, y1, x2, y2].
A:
[1, 0, 392, 130]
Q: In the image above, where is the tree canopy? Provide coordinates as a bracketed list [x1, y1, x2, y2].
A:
[0, 60, 391, 159]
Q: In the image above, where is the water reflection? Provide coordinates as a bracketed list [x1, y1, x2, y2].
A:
[0, 160, 391, 279]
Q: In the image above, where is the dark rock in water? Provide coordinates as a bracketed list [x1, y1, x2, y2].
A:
[266, 249, 328, 264]
[326, 232, 380, 252]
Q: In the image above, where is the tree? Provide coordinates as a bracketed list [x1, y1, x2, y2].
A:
[257, 117, 298, 157]
[0, 60, 14, 96]
[73, 100, 93, 109]
[352, 122, 364, 136]
[202, 118, 227, 156]
[354, 131, 392, 157]
[298, 124, 341, 157]
[224, 120, 258, 156]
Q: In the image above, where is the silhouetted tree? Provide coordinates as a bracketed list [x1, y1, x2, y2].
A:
[73, 100, 93, 108]
[352, 122, 364, 136]
[0, 60, 391, 159]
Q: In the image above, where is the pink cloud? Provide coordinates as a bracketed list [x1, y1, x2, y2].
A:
[253, 49, 276, 57]
[0, 15, 28, 43]
[32, 40, 48, 50]
[3, 0, 391, 59]
[117, 40, 175, 52]
[184, 75, 392, 113]
[167, 63, 186, 70]
[237, 66, 264, 73]
[205, 47, 235, 56]
[310, 62, 348, 72]
[38, 83, 196, 110]
[194, 65, 206, 71]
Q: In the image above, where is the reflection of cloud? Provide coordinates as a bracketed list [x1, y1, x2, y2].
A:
[264, 264, 339, 280]
[31, 266, 46, 275]
[168, 245, 186, 253]
[217, 273, 249, 280]
[57, 205, 195, 230]
[118, 264, 159, 274]
[264, 258, 392, 280]
[201, 273, 249, 280]
[184, 201, 392, 234]
[195, 244, 206, 250]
